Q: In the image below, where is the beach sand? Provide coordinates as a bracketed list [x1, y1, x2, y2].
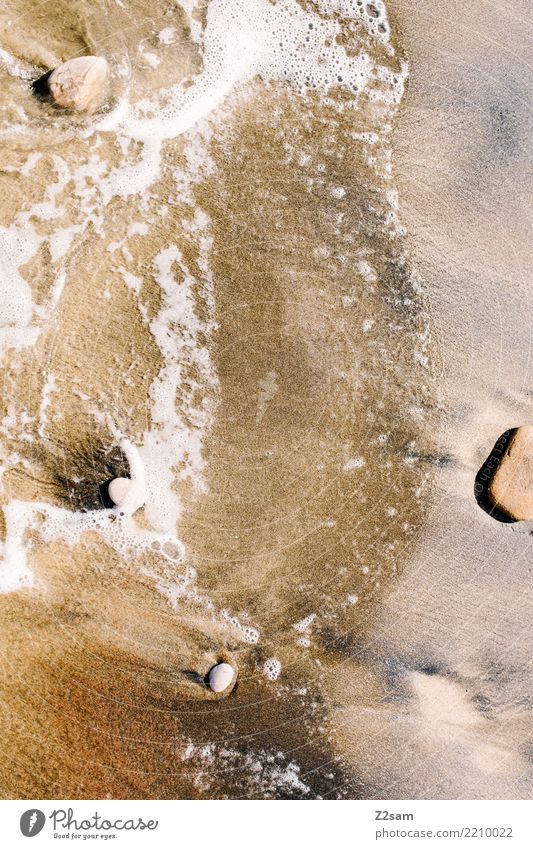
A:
[0, 0, 531, 799]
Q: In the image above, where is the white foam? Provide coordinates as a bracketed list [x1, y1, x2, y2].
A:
[116, 438, 147, 515]
[331, 186, 346, 199]
[0, 223, 40, 351]
[180, 741, 311, 796]
[8, 498, 184, 570]
[220, 609, 260, 644]
[0, 155, 94, 353]
[96, 0, 405, 143]
[0, 0, 407, 678]
[38, 372, 57, 440]
[119, 267, 143, 297]
[0, 501, 35, 594]
[293, 613, 317, 633]
[358, 260, 377, 281]
[140, 48, 160, 69]
[180, 0, 204, 45]
[20, 153, 42, 177]
[158, 27, 176, 45]
[343, 456, 366, 471]
[263, 657, 282, 681]
[0, 47, 36, 80]
[140, 235, 218, 534]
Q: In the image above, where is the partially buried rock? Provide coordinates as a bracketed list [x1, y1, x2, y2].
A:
[108, 477, 131, 507]
[488, 426, 533, 521]
[34, 56, 108, 111]
[208, 662, 236, 694]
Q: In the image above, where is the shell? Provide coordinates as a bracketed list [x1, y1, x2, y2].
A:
[48, 56, 108, 111]
[208, 662, 236, 693]
[108, 477, 131, 507]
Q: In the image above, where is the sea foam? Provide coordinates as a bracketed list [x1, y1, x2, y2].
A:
[96, 0, 404, 142]
[0, 0, 405, 658]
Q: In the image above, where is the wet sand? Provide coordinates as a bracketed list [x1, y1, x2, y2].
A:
[0, 0, 531, 800]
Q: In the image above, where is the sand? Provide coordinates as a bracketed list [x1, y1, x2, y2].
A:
[0, 0, 531, 800]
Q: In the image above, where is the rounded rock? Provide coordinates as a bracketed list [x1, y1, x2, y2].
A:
[208, 662, 236, 693]
[108, 477, 131, 507]
[47, 56, 108, 111]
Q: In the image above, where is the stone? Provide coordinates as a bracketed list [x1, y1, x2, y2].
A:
[488, 426, 533, 520]
[108, 477, 132, 507]
[208, 662, 236, 693]
[46, 56, 108, 111]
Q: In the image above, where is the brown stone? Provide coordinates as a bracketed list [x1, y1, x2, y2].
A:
[48, 56, 108, 111]
[488, 426, 533, 521]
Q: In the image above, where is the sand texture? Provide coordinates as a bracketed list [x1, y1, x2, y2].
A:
[0, 0, 531, 799]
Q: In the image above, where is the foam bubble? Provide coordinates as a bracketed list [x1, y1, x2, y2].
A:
[158, 27, 176, 45]
[180, 741, 311, 796]
[293, 613, 317, 633]
[343, 456, 366, 471]
[263, 657, 282, 681]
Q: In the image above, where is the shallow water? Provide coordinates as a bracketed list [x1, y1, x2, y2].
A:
[0, 0, 531, 799]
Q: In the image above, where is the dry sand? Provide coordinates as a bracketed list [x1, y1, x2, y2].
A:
[0, 0, 531, 799]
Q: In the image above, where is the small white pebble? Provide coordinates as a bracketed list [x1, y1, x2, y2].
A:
[208, 662, 235, 693]
[108, 477, 131, 507]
